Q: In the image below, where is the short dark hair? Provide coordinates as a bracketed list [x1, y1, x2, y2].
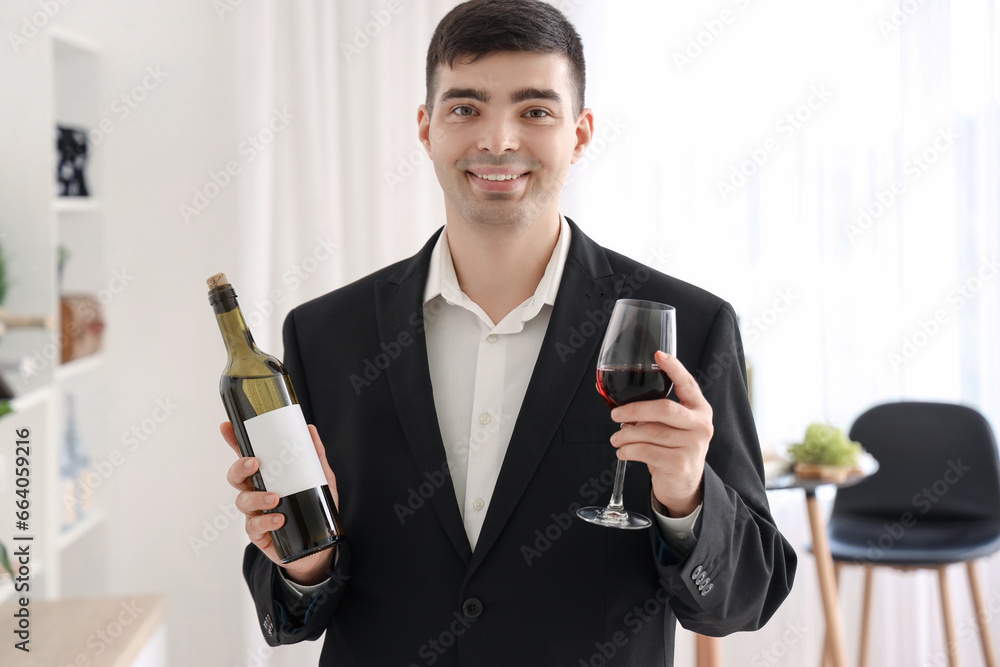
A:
[425, 0, 586, 116]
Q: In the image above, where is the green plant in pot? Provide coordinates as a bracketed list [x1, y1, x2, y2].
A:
[788, 422, 865, 482]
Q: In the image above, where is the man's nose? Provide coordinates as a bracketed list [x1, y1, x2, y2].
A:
[477, 114, 519, 155]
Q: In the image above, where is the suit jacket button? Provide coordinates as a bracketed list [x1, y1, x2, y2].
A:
[462, 597, 483, 619]
[701, 583, 714, 596]
[263, 613, 275, 636]
[691, 565, 703, 580]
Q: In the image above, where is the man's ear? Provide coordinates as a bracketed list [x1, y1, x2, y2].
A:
[571, 108, 595, 164]
[418, 104, 433, 157]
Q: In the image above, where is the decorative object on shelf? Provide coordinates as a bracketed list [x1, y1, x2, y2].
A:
[59, 295, 104, 364]
[0, 540, 11, 580]
[788, 422, 866, 483]
[59, 404, 80, 531]
[56, 125, 90, 197]
[0, 239, 7, 306]
[57, 245, 70, 293]
[60, 393, 92, 529]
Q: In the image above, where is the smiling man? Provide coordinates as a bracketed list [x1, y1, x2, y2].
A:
[226, 1, 796, 665]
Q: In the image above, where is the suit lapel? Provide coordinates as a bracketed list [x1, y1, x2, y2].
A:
[466, 218, 623, 576]
[375, 228, 474, 565]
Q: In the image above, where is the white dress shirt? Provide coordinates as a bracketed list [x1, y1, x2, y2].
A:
[282, 215, 700, 595]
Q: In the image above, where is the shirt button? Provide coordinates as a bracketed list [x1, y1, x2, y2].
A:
[479, 413, 491, 425]
[487, 334, 498, 343]
[473, 498, 485, 511]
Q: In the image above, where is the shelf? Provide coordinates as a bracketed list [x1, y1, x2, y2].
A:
[9, 387, 51, 413]
[56, 511, 104, 552]
[55, 353, 104, 381]
[53, 198, 100, 213]
[50, 27, 102, 54]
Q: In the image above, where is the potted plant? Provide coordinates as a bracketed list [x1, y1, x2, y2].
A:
[788, 422, 865, 482]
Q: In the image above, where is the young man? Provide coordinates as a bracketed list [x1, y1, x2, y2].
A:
[223, 1, 796, 664]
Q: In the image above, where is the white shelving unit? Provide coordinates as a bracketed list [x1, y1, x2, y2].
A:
[0, 27, 108, 603]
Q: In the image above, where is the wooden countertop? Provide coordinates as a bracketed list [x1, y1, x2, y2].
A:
[0, 594, 167, 666]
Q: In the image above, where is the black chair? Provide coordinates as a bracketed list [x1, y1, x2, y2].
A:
[823, 402, 1000, 667]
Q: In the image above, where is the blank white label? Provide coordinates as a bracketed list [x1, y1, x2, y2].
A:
[243, 404, 326, 498]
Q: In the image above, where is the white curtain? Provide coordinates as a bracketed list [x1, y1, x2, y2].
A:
[237, 0, 1000, 664]
[566, 0, 1000, 664]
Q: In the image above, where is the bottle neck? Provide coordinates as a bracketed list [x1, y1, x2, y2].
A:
[210, 287, 260, 364]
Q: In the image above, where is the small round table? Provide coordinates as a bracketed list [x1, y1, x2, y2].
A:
[765, 455, 880, 667]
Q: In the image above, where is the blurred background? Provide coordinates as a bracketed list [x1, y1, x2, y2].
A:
[0, 0, 997, 665]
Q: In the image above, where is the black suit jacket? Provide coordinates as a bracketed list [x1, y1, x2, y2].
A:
[243, 218, 796, 666]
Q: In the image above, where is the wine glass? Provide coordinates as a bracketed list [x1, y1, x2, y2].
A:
[577, 299, 676, 529]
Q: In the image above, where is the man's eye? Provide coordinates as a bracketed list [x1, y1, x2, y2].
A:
[452, 105, 477, 116]
[525, 109, 550, 118]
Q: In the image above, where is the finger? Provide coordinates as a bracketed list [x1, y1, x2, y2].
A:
[656, 351, 710, 411]
[611, 421, 689, 449]
[247, 512, 284, 542]
[308, 425, 340, 508]
[227, 456, 260, 490]
[611, 397, 700, 432]
[220, 421, 241, 456]
[235, 489, 279, 515]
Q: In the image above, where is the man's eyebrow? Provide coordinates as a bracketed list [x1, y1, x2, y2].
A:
[437, 86, 564, 106]
[439, 88, 490, 103]
[510, 87, 563, 106]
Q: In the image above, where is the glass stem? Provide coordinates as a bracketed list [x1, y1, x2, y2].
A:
[606, 459, 628, 511]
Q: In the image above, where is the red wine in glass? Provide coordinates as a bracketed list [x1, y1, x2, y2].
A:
[596, 366, 671, 408]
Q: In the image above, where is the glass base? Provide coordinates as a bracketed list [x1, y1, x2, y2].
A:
[576, 506, 652, 530]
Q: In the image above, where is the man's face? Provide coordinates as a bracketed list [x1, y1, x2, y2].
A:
[418, 51, 593, 231]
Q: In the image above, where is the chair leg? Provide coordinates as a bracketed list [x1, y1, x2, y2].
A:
[939, 566, 960, 667]
[966, 560, 997, 667]
[695, 634, 721, 667]
[859, 565, 874, 667]
[822, 561, 845, 667]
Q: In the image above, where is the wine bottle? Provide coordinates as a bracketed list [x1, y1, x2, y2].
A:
[207, 273, 343, 563]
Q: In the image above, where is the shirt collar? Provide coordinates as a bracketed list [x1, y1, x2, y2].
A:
[423, 214, 572, 310]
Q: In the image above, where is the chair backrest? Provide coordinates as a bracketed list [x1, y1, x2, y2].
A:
[832, 401, 1000, 524]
